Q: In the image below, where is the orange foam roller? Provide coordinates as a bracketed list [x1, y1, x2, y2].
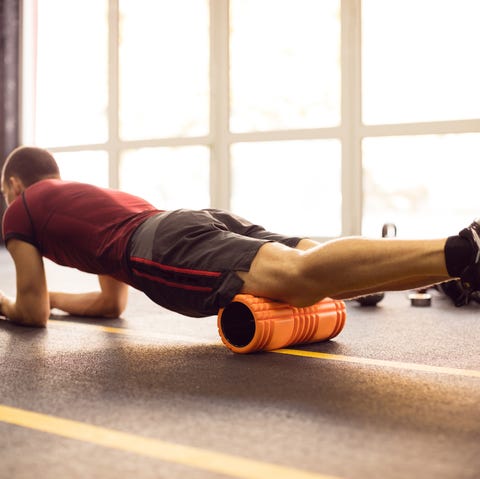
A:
[217, 294, 346, 354]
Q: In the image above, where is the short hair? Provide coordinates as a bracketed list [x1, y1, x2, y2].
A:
[2, 146, 60, 187]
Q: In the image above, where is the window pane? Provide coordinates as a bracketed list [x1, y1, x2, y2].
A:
[55, 151, 109, 187]
[362, 134, 480, 238]
[119, 0, 209, 140]
[120, 147, 210, 210]
[363, 0, 480, 124]
[230, 0, 340, 132]
[231, 141, 341, 237]
[35, 0, 108, 146]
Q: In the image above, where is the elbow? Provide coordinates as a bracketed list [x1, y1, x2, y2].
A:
[17, 311, 49, 328]
[30, 317, 48, 328]
[103, 308, 123, 319]
[26, 308, 49, 327]
[23, 302, 50, 327]
[30, 304, 50, 327]
[102, 300, 127, 319]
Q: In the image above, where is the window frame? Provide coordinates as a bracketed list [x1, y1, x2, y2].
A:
[20, 0, 480, 240]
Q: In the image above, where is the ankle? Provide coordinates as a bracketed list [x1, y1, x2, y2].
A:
[444, 235, 475, 277]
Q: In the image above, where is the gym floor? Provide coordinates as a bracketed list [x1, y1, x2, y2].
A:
[1, 246, 479, 479]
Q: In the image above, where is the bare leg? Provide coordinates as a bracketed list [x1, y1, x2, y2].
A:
[238, 236, 451, 306]
[294, 238, 448, 299]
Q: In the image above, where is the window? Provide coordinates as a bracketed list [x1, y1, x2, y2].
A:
[33, 0, 108, 147]
[120, 146, 210, 210]
[229, 0, 340, 132]
[55, 151, 109, 187]
[362, 0, 480, 125]
[22, 0, 480, 240]
[119, 0, 210, 140]
[361, 0, 480, 237]
[231, 140, 341, 237]
[363, 134, 480, 238]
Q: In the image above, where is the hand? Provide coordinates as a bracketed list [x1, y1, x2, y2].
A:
[0, 291, 13, 317]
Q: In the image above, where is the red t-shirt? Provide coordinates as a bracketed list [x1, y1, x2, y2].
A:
[2, 179, 162, 284]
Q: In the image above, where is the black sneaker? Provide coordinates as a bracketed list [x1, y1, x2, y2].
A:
[437, 279, 471, 307]
[458, 219, 480, 290]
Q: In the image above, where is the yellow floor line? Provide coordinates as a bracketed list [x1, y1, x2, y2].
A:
[49, 320, 480, 379]
[272, 349, 480, 379]
[49, 320, 215, 344]
[0, 404, 341, 479]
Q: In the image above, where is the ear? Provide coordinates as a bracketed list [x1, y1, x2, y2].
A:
[9, 176, 25, 196]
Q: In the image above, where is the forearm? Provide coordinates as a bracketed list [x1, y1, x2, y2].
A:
[49, 291, 123, 318]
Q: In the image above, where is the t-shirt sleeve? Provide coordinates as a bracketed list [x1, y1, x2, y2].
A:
[2, 195, 37, 247]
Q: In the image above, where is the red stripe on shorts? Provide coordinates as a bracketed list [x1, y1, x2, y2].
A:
[132, 268, 214, 292]
[130, 256, 221, 278]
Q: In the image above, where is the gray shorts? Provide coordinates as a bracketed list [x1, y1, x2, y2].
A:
[127, 209, 302, 317]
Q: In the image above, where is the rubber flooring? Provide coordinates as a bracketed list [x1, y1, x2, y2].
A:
[0, 247, 479, 479]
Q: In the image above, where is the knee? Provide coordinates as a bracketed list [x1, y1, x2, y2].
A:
[278, 253, 325, 307]
[240, 243, 326, 306]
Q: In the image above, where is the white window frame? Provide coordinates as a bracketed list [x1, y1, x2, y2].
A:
[20, 0, 480, 240]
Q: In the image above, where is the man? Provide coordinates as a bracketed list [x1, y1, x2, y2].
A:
[1, 146, 479, 327]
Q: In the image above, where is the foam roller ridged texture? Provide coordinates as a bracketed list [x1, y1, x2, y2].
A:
[218, 294, 346, 354]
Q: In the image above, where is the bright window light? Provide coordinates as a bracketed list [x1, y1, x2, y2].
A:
[55, 151, 109, 187]
[363, 0, 480, 124]
[119, 0, 210, 140]
[120, 146, 210, 210]
[24, 2, 479, 238]
[34, 0, 108, 146]
[230, 0, 340, 132]
[363, 134, 480, 238]
[231, 140, 341, 237]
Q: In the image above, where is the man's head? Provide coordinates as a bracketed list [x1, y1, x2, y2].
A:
[1, 146, 60, 205]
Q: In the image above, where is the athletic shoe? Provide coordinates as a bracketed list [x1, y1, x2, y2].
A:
[458, 219, 480, 290]
[436, 280, 471, 307]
